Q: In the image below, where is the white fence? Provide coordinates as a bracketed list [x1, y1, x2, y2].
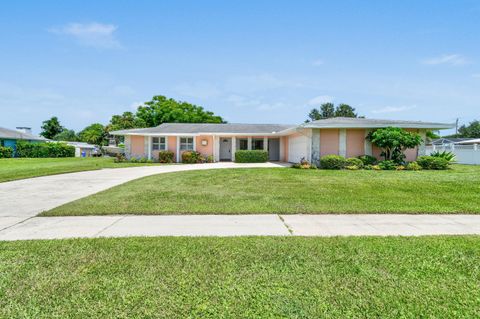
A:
[426, 144, 480, 165]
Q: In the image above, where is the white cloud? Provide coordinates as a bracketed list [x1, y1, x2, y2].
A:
[422, 54, 469, 66]
[371, 105, 417, 114]
[49, 22, 121, 49]
[312, 59, 324, 66]
[307, 95, 334, 106]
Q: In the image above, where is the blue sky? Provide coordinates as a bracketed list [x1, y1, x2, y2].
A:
[0, 1, 479, 135]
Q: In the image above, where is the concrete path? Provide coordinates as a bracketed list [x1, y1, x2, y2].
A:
[0, 162, 287, 230]
[1, 214, 480, 241]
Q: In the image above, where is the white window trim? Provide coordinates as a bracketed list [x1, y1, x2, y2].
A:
[177, 136, 196, 162]
[152, 136, 167, 151]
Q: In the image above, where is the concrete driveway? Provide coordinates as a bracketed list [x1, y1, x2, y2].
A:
[0, 162, 287, 230]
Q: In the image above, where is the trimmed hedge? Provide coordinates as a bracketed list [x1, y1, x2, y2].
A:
[0, 146, 13, 158]
[320, 155, 346, 169]
[346, 157, 364, 169]
[357, 155, 377, 165]
[16, 141, 75, 158]
[157, 150, 175, 163]
[417, 156, 450, 170]
[182, 151, 202, 164]
[235, 150, 268, 163]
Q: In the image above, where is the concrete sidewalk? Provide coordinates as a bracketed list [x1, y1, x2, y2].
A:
[0, 162, 287, 230]
[1, 214, 480, 241]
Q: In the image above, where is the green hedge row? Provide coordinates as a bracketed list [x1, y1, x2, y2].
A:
[0, 146, 13, 158]
[235, 150, 268, 163]
[16, 141, 75, 158]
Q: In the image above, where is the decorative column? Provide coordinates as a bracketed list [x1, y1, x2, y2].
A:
[124, 136, 131, 159]
[147, 136, 152, 160]
[176, 138, 180, 163]
[263, 137, 268, 151]
[418, 129, 427, 156]
[311, 129, 320, 165]
[339, 129, 347, 157]
[214, 136, 220, 162]
[144, 136, 149, 159]
[231, 137, 236, 161]
[247, 137, 252, 150]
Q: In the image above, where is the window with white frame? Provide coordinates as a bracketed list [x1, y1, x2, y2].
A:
[252, 138, 264, 150]
[180, 137, 194, 151]
[237, 138, 248, 150]
[152, 137, 166, 151]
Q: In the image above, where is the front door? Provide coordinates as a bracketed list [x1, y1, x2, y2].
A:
[220, 138, 232, 161]
[268, 138, 280, 161]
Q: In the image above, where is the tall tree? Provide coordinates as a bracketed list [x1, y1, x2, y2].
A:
[53, 129, 78, 142]
[78, 123, 108, 146]
[458, 120, 480, 138]
[40, 117, 64, 139]
[307, 102, 357, 122]
[135, 95, 225, 127]
[334, 104, 357, 117]
[106, 112, 146, 132]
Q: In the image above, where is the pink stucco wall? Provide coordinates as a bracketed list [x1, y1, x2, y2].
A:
[320, 129, 339, 156]
[130, 135, 145, 158]
[167, 136, 177, 161]
[196, 135, 214, 157]
[346, 129, 365, 158]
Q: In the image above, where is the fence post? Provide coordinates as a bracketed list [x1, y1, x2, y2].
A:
[474, 144, 478, 151]
[432, 144, 436, 151]
[451, 144, 455, 151]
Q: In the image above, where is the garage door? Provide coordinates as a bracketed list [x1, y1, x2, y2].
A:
[288, 134, 308, 163]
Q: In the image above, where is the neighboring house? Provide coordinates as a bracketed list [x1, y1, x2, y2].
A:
[110, 118, 454, 164]
[65, 142, 99, 157]
[0, 127, 47, 153]
[429, 137, 475, 146]
[456, 138, 480, 145]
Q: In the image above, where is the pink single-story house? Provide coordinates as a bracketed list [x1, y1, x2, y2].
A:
[111, 117, 454, 163]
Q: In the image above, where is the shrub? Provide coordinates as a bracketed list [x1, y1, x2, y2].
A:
[292, 157, 317, 169]
[182, 151, 202, 164]
[114, 153, 126, 163]
[345, 165, 359, 170]
[346, 157, 364, 169]
[378, 160, 397, 170]
[416, 156, 446, 170]
[16, 141, 75, 158]
[206, 155, 215, 163]
[320, 155, 346, 169]
[357, 155, 377, 166]
[157, 150, 175, 163]
[235, 150, 268, 163]
[406, 161, 422, 171]
[431, 150, 456, 163]
[0, 146, 13, 158]
[417, 156, 449, 170]
[396, 165, 405, 171]
[372, 165, 382, 171]
[139, 157, 148, 163]
[130, 157, 139, 163]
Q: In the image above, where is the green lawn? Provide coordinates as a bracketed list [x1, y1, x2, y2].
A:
[0, 157, 162, 183]
[44, 165, 480, 216]
[1, 236, 479, 318]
